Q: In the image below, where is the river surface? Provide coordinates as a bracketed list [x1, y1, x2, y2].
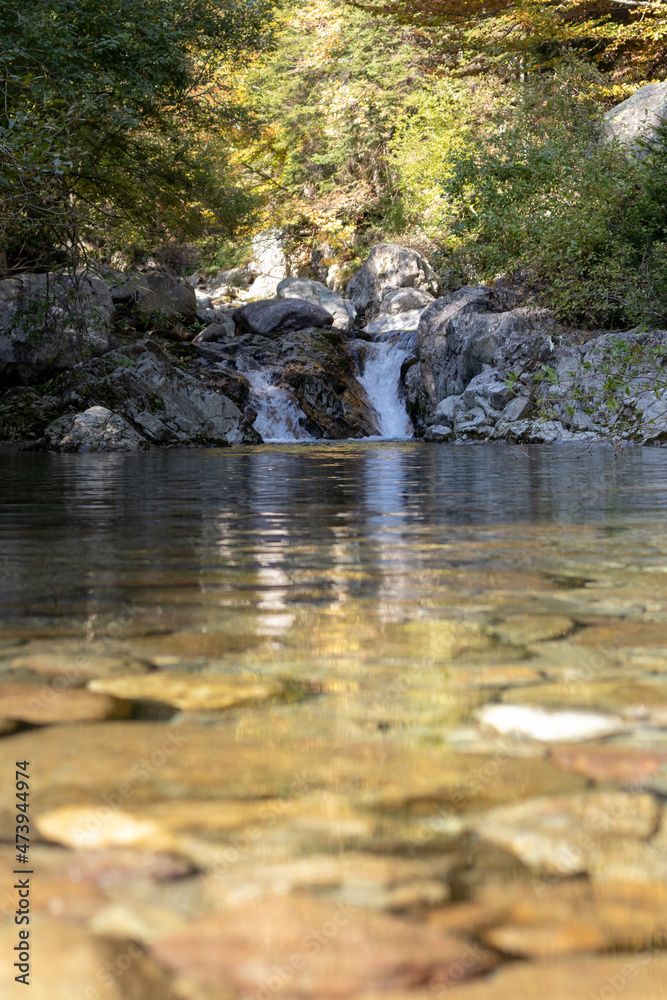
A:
[2, 442, 667, 997]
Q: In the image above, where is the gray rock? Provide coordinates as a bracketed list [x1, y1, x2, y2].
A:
[277, 277, 356, 330]
[503, 418, 582, 444]
[637, 389, 667, 443]
[541, 329, 667, 440]
[196, 306, 231, 325]
[194, 291, 213, 309]
[109, 266, 196, 327]
[498, 395, 535, 423]
[59, 341, 261, 447]
[251, 230, 287, 280]
[187, 273, 201, 287]
[461, 369, 514, 411]
[433, 395, 461, 427]
[414, 292, 555, 424]
[455, 406, 492, 436]
[346, 244, 439, 322]
[365, 309, 425, 334]
[192, 317, 236, 344]
[0, 271, 114, 373]
[604, 82, 667, 148]
[233, 299, 334, 338]
[245, 275, 282, 300]
[423, 424, 454, 442]
[45, 406, 149, 452]
[381, 288, 435, 315]
[244, 230, 288, 300]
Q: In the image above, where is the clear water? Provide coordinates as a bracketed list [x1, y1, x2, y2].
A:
[4, 442, 667, 995]
[3, 442, 667, 631]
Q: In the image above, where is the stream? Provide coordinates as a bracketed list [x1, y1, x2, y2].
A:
[3, 443, 667, 996]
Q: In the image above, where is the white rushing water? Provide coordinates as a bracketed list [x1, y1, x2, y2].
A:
[239, 365, 313, 443]
[232, 331, 414, 443]
[357, 332, 414, 439]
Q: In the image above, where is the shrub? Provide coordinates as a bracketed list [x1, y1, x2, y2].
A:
[391, 64, 667, 328]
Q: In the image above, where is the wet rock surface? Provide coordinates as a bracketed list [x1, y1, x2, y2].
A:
[195, 325, 378, 439]
[45, 405, 150, 452]
[47, 340, 260, 447]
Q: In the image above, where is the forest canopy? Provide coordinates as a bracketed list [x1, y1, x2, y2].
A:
[2, 0, 667, 327]
[0, 0, 278, 269]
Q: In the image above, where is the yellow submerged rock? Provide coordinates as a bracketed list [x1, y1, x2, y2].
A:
[88, 672, 285, 711]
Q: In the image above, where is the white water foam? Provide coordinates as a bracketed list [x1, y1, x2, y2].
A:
[357, 333, 414, 439]
[239, 365, 313, 443]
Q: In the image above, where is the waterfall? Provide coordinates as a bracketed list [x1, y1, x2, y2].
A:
[238, 365, 313, 443]
[356, 332, 415, 440]
[225, 330, 414, 444]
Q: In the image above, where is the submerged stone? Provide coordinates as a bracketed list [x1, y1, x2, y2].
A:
[0, 919, 178, 1000]
[473, 791, 658, 876]
[0, 722, 586, 820]
[477, 703, 625, 742]
[0, 683, 124, 723]
[150, 894, 495, 995]
[441, 953, 667, 999]
[205, 851, 452, 911]
[88, 673, 285, 711]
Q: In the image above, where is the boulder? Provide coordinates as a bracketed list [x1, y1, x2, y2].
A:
[45, 406, 149, 452]
[346, 244, 439, 322]
[232, 298, 334, 338]
[251, 229, 287, 279]
[381, 287, 435, 314]
[277, 277, 356, 330]
[423, 424, 455, 442]
[413, 290, 555, 423]
[108, 266, 196, 327]
[245, 229, 288, 299]
[192, 317, 235, 344]
[365, 309, 425, 334]
[604, 82, 667, 148]
[0, 270, 114, 374]
[54, 340, 261, 447]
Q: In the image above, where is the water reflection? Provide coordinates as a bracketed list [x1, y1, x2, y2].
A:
[3, 443, 667, 631]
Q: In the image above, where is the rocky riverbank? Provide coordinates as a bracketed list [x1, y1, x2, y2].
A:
[3, 241, 667, 450]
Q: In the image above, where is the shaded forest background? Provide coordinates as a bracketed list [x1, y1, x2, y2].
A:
[3, 0, 667, 326]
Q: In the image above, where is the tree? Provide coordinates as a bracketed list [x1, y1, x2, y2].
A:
[345, 0, 667, 84]
[0, 0, 279, 270]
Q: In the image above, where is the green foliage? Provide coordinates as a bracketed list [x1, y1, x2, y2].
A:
[0, 0, 278, 270]
[232, 0, 429, 258]
[346, 0, 667, 85]
[392, 66, 667, 326]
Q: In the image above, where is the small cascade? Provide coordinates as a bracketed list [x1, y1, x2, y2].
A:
[356, 331, 415, 439]
[239, 365, 313, 443]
